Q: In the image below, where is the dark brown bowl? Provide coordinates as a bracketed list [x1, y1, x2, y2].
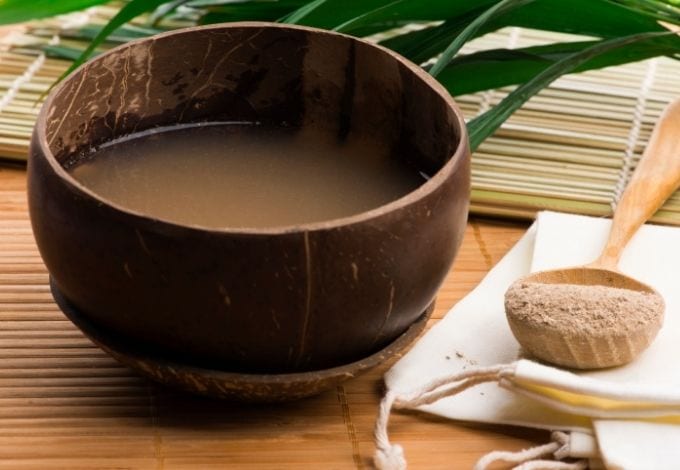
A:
[28, 23, 469, 378]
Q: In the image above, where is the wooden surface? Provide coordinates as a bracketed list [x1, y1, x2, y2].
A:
[0, 163, 547, 469]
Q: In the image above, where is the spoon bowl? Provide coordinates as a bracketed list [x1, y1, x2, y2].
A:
[506, 268, 664, 369]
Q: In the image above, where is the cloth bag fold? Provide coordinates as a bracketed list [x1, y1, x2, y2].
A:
[379, 211, 680, 469]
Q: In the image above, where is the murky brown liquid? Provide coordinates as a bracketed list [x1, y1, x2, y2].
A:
[68, 123, 425, 228]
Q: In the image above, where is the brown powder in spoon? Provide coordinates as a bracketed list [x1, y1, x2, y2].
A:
[505, 281, 664, 368]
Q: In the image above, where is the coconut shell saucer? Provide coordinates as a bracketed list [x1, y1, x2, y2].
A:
[51, 278, 433, 402]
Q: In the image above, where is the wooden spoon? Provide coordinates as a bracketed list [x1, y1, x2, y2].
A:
[505, 98, 680, 369]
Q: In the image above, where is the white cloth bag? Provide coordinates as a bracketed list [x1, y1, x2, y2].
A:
[376, 211, 680, 469]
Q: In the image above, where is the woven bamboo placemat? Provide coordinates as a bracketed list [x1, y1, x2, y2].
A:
[0, 164, 544, 469]
[1, 9, 680, 223]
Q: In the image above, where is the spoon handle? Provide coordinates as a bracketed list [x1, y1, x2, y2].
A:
[593, 98, 680, 269]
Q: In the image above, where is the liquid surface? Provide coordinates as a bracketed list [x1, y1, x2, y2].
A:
[68, 123, 425, 228]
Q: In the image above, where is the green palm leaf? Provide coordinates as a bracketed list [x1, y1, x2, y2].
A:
[0, 0, 108, 25]
[467, 31, 674, 150]
[437, 34, 680, 95]
[428, 0, 535, 77]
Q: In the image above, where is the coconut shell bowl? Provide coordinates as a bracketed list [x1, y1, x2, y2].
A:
[27, 22, 470, 401]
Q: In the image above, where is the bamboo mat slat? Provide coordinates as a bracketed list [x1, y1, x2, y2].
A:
[0, 165, 543, 468]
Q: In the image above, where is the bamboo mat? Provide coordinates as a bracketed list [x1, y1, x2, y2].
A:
[1, 10, 680, 223]
[456, 27, 680, 223]
[0, 165, 543, 469]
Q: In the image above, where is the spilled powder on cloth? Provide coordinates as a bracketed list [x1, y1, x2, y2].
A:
[505, 282, 664, 336]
